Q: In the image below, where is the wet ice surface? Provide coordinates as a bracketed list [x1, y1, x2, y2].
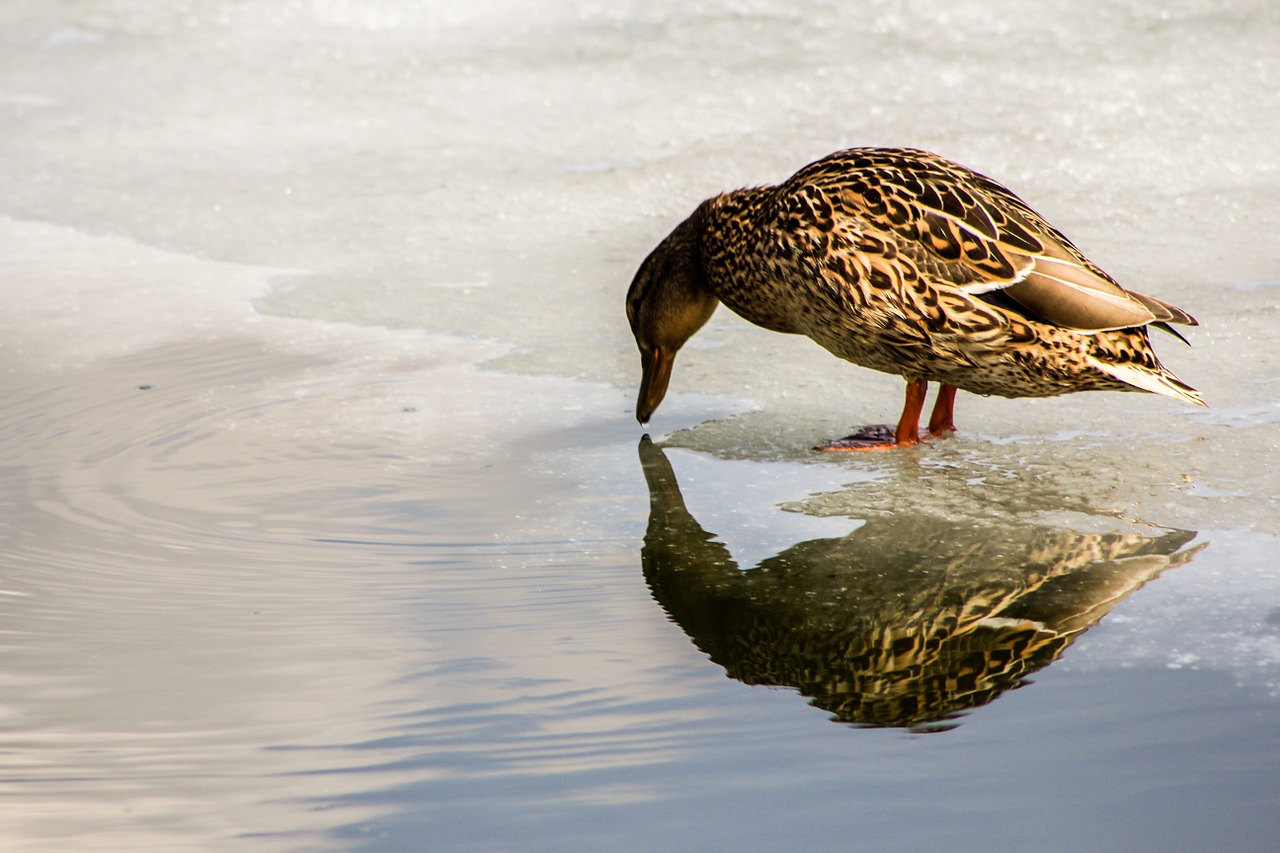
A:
[2, 0, 1280, 850]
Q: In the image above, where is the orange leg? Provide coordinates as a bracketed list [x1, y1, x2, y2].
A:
[893, 379, 928, 446]
[927, 383, 957, 436]
[819, 380, 929, 451]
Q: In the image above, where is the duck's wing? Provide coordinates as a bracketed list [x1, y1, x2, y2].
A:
[799, 149, 1197, 333]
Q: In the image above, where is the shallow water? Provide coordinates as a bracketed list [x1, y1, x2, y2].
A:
[3, 1, 1280, 850]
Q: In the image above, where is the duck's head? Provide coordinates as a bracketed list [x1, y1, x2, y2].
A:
[625, 211, 718, 425]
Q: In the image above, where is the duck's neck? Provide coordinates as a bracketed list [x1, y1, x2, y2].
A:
[698, 187, 803, 335]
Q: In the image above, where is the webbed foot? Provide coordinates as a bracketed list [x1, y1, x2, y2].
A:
[816, 424, 910, 452]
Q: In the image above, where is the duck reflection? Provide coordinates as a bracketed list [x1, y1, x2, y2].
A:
[638, 437, 1203, 730]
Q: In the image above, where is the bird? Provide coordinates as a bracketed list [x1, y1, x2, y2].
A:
[624, 147, 1203, 450]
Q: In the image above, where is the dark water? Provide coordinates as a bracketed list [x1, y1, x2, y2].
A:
[344, 434, 1277, 853]
[2, 338, 1277, 851]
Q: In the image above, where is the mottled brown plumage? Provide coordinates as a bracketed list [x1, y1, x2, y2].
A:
[638, 436, 1204, 728]
[626, 148, 1203, 449]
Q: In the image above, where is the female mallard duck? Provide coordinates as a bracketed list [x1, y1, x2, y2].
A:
[625, 147, 1203, 450]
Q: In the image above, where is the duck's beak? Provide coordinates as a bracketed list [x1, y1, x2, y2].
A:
[636, 346, 673, 425]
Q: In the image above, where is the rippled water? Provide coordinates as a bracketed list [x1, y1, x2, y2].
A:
[3, 325, 1277, 851]
[3, 0, 1279, 850]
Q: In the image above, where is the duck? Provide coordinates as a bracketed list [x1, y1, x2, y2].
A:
[625, 147, 1203, 450]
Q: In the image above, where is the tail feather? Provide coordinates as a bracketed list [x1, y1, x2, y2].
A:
[1091, 359, 1206, 407]
[1152, 321, 1191, 346]
[1129, 291, 1199, 327]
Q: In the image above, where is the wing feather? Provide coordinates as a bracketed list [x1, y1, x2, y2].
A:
[823, 150, 1195, 333]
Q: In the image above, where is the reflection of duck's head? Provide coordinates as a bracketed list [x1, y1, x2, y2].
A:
[638, 438, 1204, 730]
